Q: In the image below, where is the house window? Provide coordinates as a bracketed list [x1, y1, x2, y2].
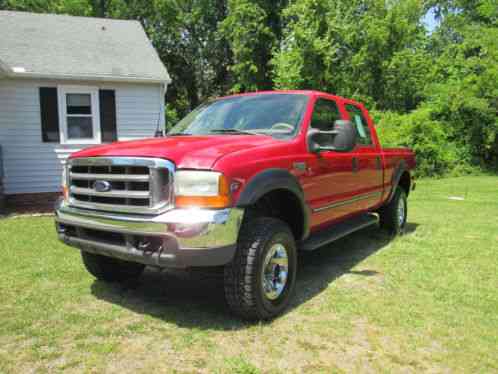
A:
[59, 86, 101, 144]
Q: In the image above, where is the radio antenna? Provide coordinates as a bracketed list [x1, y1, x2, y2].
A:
[154, 109, 163, 137]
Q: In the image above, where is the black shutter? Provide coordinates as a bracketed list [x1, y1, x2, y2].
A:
[39, 87, 60, 142]
[99, 90, 117, 142]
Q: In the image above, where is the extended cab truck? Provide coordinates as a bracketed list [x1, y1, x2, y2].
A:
[55, 90, 415, 320]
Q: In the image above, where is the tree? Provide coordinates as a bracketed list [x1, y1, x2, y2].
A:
[135, 0, 232, 114]
[273, 0, 428, 111]
[1, 0, 92, 15]
[422, 0, 498, 166]
[220, 0, 287, 92]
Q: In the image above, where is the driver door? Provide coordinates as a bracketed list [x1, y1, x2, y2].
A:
[304, 97, 358, 228]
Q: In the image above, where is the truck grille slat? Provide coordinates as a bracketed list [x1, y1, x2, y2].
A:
[70, 186, 150, 199]
[67, 157, 174, 214]
[70, 173, 150, 182]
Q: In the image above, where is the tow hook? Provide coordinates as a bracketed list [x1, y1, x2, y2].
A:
[137, 237, 163, 254]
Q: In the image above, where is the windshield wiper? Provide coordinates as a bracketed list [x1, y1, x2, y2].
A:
[209, 129, 258, 135]
[167, 133, 193, 136]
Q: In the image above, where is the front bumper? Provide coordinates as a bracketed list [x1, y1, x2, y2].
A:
[55, 199, 244, 268]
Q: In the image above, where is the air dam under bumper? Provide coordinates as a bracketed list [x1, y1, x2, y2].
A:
[55, 199, 244, 268]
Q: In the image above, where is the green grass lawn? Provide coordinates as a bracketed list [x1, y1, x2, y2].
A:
[1, 176, 497, 373]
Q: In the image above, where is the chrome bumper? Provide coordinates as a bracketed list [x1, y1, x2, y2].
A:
[54, 199, 244, 268]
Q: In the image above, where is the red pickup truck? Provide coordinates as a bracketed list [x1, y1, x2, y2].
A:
[55, 90, 415, 320]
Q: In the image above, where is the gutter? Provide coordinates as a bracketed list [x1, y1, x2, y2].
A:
[0, 69, 172, 85]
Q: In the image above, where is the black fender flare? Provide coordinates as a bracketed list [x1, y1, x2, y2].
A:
[236, 168, 311, 240]
[387, 160, 408, 204]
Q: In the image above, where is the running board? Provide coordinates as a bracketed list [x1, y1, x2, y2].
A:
[300, 213, 378, 251]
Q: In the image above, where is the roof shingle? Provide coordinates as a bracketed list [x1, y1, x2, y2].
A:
[0, 11, 170, 83]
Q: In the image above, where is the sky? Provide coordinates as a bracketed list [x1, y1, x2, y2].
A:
[423, 7, 440, 32]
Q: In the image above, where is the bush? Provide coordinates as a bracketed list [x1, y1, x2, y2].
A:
[373, 108, 471, 177]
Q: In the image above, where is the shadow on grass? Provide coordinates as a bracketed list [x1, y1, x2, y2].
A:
[91, 222, 418, 330]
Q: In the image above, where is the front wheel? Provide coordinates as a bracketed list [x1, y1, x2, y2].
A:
[224, 217, 297, 320]
[378, 186, 407, 235]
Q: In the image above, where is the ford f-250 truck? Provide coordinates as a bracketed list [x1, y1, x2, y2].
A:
[55, 90, 415, 320]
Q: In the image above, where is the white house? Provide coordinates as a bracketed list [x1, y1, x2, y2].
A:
[0, 11, 170, 207]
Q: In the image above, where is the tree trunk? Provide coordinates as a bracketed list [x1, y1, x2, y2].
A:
[93, 0, 107, 17]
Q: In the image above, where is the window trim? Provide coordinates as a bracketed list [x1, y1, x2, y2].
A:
[58, 85, 101, 144]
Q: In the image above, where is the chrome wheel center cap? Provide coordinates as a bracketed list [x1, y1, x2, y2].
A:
[262, 243, 289, 300]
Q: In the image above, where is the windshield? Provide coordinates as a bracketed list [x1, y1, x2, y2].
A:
[168, 94, 309, 139]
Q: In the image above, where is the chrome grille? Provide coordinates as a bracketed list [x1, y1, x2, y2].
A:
[67, 157, 174, 214]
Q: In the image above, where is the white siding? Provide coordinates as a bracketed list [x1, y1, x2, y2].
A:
[0, 78, 164, 194]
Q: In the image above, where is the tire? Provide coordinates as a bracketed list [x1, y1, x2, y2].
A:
[224, 217, 297, 320]
[378, 186, 407, 235]
[81, 251, 145, 282]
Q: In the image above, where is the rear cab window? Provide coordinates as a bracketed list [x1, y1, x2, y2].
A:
[344, 104, 373, 147]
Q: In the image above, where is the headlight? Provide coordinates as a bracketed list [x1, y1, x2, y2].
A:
[174, 171, 231, 208]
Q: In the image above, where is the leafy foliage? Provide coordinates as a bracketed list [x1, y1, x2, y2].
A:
[220, 0, 283, 92]
[1, 0, 497, 175]
[374, 109, 462, 177]
[273, 0, 428, 111]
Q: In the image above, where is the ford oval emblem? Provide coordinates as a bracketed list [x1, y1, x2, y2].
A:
[94, 180, 112, 192]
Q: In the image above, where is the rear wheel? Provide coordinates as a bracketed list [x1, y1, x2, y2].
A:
[378, 186, 407, 235]
[224, 217, 297, 320]
[81, 251, 145, 282]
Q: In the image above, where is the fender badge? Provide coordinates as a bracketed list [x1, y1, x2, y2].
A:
[293, 162, 307, 171]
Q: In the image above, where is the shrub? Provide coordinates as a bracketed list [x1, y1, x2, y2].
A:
[373, 108, 469, 177]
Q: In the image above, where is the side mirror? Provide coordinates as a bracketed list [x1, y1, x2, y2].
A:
[308, 120, 357, 153]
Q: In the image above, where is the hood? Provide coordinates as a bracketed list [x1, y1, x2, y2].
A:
[70, 135, 278, 169]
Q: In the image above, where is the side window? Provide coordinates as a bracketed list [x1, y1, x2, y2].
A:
[345, 104, 373, 146]
[309, 98, 341, 147]
[310, 99, 341, 132]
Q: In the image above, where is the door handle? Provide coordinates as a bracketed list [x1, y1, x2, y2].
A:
[352, 157, 359, 173]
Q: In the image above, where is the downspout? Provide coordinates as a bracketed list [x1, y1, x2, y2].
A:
[154, 79, 170, 137]
[160, 82, 167, 132]
[160, 77, 171, 133]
